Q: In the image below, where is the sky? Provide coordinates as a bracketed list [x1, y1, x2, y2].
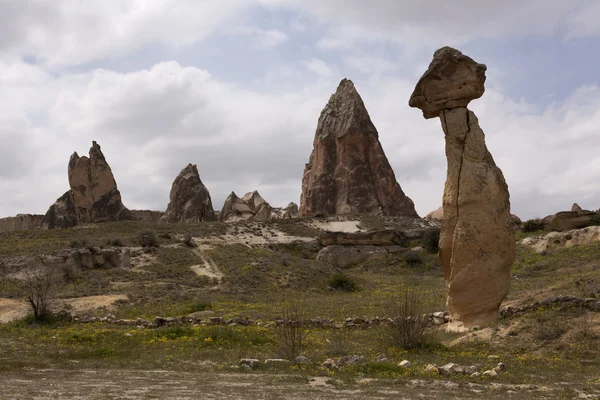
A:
[1, 0, 600, 220]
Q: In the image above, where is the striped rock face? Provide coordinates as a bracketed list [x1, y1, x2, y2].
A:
[299, 78, 418, 219]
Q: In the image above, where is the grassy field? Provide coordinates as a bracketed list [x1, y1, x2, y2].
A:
[0, 218, 599, 398]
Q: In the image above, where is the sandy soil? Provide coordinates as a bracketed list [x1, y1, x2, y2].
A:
[0, 294, 128, 324]
[0, 298, 29, 323]
[310, 220, 363, 233]
[0, 369, 580, 400]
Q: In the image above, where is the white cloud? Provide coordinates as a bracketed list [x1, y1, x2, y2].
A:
[236, 27, 289, 49]
[304, 58, 333, 77]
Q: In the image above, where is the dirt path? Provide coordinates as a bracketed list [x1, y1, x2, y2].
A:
[0, 369, 590, 399]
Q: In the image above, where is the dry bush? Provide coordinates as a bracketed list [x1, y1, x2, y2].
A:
[274, 302, 310, 360]
[535, 310, 565, 341]
[380, 290, 435, 350]
[325, 328, 350, 356]
[23, 259, 58, 322]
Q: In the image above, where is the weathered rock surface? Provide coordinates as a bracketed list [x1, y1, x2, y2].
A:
[571, 203, 583, 212]
[160, 164, 215, 223]
[0, 214, 44, 233]
[541, 210, 597, 232]
[68, 141, 134, 223]
[42, 191, 79, 229]
[131, 210, 164, 223]
[43, 141, 134, 228]
[299, 79, 418, 218]
[410, 47, 515, 329]
[409, 46, 487, 119]
[425, 206, 444, 222]
[319, 230, 405, 246]
[317, 245, 405, 268]
[521, 225, 600, 253]
[219, 191, 292, 222]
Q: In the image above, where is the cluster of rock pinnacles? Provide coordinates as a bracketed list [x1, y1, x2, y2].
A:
[40, 46, 513, 330]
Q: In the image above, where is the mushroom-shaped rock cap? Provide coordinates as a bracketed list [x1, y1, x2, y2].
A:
[409, 46, 487, 119]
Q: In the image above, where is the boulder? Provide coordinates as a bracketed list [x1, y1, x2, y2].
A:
[542, 210, 596, 232]
[520, 226, 600, 253]
[319, 230, 405, 246]
[409, 46, 487, 119]
[299, 78, 418, 218]
[572, 203, 583, 212]
[160, 164, 216, 223]
[410, 47, 515, 329]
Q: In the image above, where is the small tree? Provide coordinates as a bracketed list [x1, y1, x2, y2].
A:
[274, 302, 310, 360]
[23, 259, 57, 322]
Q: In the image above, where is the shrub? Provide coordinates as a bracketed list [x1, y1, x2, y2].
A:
[589, 214, 600, 226]
[69, 239, 88, 248]
[182, 233, 197, 248]
[328, 273, 358, 292]
[522, 219, 544, 233]
[23, 259, 58, 322]
[380, 290, 435, 350]
[186, 301, 212, 314]
[535, 311, 565, 341]
[137, 231, 159, 248]
[402, 250, 422, 265]
[423, 227, 441, 253]
[106, 238, 124, 247]
[274, 302, 310, 360]
[159, 232, 172, 240]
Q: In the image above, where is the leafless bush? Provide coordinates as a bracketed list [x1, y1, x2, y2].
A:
[535, 310, 565, 341]
[380, 290, 435, 349]
[23, 259, 58, 321]
[326, 328, 349, 356]
[274, 302, 310, 360]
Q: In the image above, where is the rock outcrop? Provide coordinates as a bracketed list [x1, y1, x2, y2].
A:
[219, 191, 273, 222]
[425, 206, 444, 222]
[542, 210, 597, 232]
[319, 230, 405, 247]
[68, 141, 134, 223]
[43, 141, 134, 228]
[409, 47, 515, 329]
[0, 214, 44, 233]
[299, 79, 418, 218]
[159, 164, 215, 223]
[42, 191, 79, 229]
[571, 203, 583, 212]
[521, 226, 600, 254]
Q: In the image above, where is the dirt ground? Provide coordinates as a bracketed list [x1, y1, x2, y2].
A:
[0, 369, 594, 399]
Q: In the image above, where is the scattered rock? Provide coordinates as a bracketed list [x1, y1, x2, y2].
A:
[239, 358, 260, 368]
[337, 355, 366, 366]
[299, 78, 418, 218]
[424, 364, 439, 373]
[321, 359, 338, 369]
[398, 360, 412, 368]
[294, 355, 310, 364]
[482, 370, 499, 378]
[410, 47, 514, 329]
[159, 164, 216, 223]
[494, 362, 506, 372]
[471, 372, 481, 378]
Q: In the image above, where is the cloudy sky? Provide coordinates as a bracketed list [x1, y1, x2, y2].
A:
[1, 1, 600, 220]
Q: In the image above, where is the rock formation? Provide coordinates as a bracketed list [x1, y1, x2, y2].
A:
[571, 203, 583, 212]
[299, 78, 418, 218]
[542, 209, 596, 232]
[220, 192, 256, 222]
[42, 141, 134, 228]
[0, 214, 44, 233]
[41, 191, 79, 229]
[219, 191, 296, 222]
[409, 47, 515, 329]
[425, 206, 444, 222]
[159, 164, 216, 223]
